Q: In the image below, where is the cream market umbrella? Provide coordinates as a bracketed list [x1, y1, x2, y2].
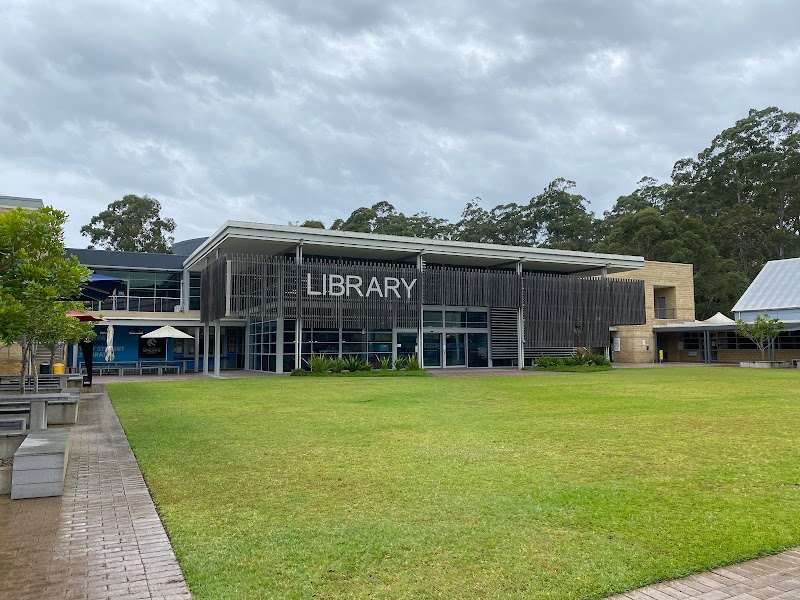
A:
[141, 326, 194, 372]
[141, 326, 194, 339]
[104, 325, 115, 362]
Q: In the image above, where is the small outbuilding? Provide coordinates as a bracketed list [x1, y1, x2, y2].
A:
[653, 258, 800, 364]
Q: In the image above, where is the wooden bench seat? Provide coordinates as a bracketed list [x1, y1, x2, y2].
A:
[11, 428, 72, 499]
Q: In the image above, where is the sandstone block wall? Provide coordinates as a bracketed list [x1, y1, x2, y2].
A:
[609, 261, 695, 364]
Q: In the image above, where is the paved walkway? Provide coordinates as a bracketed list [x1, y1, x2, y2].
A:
[608, 549, 800, 599]
[0, 388, 191, 600]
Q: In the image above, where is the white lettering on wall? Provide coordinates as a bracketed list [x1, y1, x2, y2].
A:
[384, 277, 400, 298]
[306, 273, 321, 295]
[366, 277, 384, 297]
[305, 273, 417, 299]
[329, 274, 345, 296]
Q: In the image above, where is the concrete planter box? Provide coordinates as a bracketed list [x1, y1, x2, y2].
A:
[740, 361, 793, 369]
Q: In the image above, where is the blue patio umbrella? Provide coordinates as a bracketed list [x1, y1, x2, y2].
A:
[77, 273, 123, 302]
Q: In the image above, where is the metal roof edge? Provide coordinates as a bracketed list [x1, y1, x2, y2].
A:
[184, 221, 644, 270]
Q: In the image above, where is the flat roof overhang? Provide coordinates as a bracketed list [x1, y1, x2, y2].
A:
[184, 221, 644, 274]
[86, 315, 246, 327]
[653, 321, 800, 333]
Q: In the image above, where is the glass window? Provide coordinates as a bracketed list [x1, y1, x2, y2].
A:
[467, 312, 488, 328]
[342, 343, 366, 355]
[313, 331, 339, 343]
[423, 310, 443, 328]
[368, 342, 391, 354]
[129, 274, 156, 289]
[423, 333, 441, 367]
[445, 311, 466, 328]
[368, 331, 392, 342]
[397, 333, 417, 359]
[342, 331, 366, 342]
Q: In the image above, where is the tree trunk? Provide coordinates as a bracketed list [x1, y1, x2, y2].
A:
[32, 341, 39, 394]
[19, 342, 29, 394]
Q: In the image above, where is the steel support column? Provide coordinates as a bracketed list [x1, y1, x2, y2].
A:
[516, 261, 524, 370]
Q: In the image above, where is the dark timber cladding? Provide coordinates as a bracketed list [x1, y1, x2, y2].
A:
[206, 254, 646, 346]
[523, 274, 644, 347]
[200, 256, 227, 323]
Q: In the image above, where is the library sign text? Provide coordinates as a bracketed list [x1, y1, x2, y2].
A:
[306, 273, 416, 299]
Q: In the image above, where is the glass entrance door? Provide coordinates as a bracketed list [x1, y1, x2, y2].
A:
[423, 333, 441, 367]
[467, 333, 488, 367]
[445, 333, 466, 367]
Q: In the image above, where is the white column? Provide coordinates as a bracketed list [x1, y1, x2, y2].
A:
[295, 244, 303, 370]
[193, 327, 200, 372]
[214, 321, 221, 376]
[181, 270, 190, 312]
[295, 319, 302, 370]
[417, 252, 424, 369]
[275, 318, 284, 373]
[245, 320, 252, 371]
[517, 261, 524, 370]
[203, 323, 209, 375]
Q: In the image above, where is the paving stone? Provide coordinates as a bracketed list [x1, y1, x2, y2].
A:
[0, 387, 190, 599]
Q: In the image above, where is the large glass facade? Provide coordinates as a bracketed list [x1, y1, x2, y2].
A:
[247, 307, 493, 372]
[421, 307, 490, 368]
[249, 320, 278, 371]
[89, 269, 182, 312]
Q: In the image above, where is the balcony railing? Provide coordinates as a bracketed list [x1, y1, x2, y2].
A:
[653, 307, 677, 320]
[88, 296, 181, 313]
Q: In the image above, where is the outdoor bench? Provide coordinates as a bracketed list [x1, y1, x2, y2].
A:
[0, 393, 78, 426]
[11, 427, 72, 499]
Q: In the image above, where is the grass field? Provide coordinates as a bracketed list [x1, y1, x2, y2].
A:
[109, 368, 800, 599]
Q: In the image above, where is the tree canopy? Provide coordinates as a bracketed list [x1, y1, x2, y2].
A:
[736, 315, 785, 361]
[81, 194, 176, 253]
[299, 106, 799, 319]
[0, 207, 94, 390]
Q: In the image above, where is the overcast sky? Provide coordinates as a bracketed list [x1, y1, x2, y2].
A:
[2, 1, 799, 248]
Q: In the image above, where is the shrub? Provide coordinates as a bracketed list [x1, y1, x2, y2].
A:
[329, 358, 345, 373]
[588, 353, 609, 366]
[534, 356, 564, 368]
[564, 354, 589, 366]
[307, 353, 330, 373]
[343, 355, 366, 372]
[406, 356, 421, 371]
[289, 368, 307, 376]
[377, 356, 391, 370]
[394, 357, 408, 371]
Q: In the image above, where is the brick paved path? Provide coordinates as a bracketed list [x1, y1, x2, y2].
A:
[608, 550, 800, 599]
[0, 388, 191, 600]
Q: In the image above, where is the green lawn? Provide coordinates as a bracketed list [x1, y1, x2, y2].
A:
[109, 368, 800, 599]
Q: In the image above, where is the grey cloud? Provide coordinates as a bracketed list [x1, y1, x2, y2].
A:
[0, 0, 798, 246]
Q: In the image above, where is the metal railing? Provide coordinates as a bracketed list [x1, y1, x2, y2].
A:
[654, 307, 677, 320]
[88, 296, 181, 313]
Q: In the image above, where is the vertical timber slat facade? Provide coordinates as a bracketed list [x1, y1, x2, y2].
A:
[200, 238, 646, 371]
